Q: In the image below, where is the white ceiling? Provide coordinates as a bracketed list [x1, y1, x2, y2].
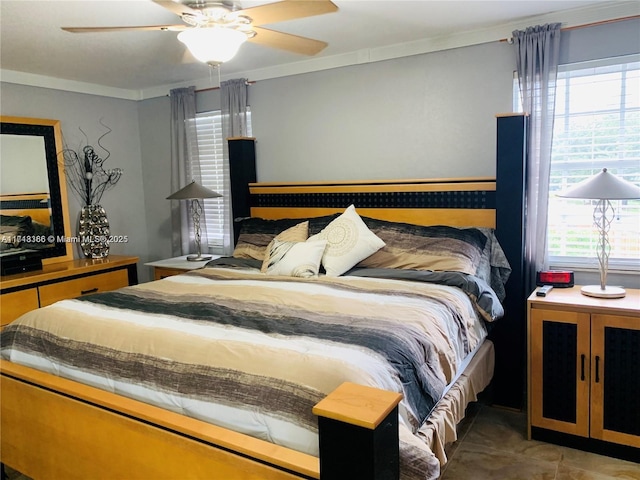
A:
[0, 0, 637, 99]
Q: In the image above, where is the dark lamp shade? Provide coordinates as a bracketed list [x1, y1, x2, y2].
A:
[167, 181, 222, 200]
[557, 168, 640, 200]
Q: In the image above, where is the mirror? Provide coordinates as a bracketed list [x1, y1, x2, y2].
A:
[0, 116, 73, 265]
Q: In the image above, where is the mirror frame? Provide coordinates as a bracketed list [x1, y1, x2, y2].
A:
[1, 116, 73, 264]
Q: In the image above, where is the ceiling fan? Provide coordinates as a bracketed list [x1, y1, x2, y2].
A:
[62, 0, 338, 65]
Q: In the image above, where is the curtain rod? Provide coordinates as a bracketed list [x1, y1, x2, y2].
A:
[196, 80, 255, 94]
[502, 14, 639, 43]
[186, 16, 638, 90]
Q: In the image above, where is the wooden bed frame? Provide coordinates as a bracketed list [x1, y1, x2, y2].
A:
[1, 113, 528, 480]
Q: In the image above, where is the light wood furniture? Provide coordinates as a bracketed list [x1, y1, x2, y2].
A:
[145, 255, 220, 280]
[0, 255, 138, 327]
[1, 360, 403, 480]
[528, 286, 640, 461]
[1, 169, 525, 480]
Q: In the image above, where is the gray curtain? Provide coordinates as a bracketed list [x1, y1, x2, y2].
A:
[220, 78, 249, 252]
[169, 86, 205, 257]
[513, 23, 561, 293]
[221, 78, 249, 137]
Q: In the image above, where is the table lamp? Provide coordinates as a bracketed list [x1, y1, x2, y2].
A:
[167, 180, 222, 262]
[557, 168, 640, 298]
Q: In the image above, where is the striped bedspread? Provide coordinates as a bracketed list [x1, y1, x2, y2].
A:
[0, 266, 488, 480]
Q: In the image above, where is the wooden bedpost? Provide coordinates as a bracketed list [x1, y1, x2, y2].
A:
[313, 382, 403, 480]
[228, 137, 257, 244]
[491, 113, 528, 410]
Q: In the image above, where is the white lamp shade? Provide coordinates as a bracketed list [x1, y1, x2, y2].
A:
[167, 180, 222, 200]
[558, 168, 640, 200]
[178, 27, 247, 64]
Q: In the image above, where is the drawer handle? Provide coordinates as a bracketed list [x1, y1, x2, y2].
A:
[81, 287, 99, 295]
[580, 354, 585, 381]
[595, 355, 600, 383]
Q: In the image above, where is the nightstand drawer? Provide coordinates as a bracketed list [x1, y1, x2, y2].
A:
[1, 288, 39, 327]
[39, 269, 129, 307]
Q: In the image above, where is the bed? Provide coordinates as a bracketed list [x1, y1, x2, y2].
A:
[0, 174, 523, 480]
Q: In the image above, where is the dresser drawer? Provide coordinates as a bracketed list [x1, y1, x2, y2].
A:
[39, 269, 129, 307]
[1, 288, 39, 327]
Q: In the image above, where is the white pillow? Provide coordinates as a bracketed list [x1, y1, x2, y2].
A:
[308, 205, 385, 276]
[264, 238, 328, 277]
[260, 221, 309, 272]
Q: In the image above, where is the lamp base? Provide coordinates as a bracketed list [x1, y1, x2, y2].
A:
[187, 254, 212, 262]
[580, 285, 626, 299]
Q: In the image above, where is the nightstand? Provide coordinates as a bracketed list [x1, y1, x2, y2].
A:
[145, 255, 221, 280]
[527, 286, 639, 461]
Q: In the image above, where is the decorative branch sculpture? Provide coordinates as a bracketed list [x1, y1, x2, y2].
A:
[62, 120, 123, 206]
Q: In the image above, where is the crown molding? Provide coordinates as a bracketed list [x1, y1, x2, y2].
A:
[2, 1, 638, 101]
[0, 69, 142, 100]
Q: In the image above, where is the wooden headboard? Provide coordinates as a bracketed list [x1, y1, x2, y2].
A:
[0, 193, 52, 227]
[249, 177, 496, 228]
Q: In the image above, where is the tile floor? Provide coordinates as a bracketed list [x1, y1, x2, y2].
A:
[441, 403, 640, 480]
[4, 403, 639, 480]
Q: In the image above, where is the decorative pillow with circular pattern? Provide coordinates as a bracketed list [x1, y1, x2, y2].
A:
[308, 205, 385, 276]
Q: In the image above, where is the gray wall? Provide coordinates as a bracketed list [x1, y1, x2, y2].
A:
[0, 83, 151, 281]
[251, 41, 515, 182]
[138, 95, 172, 269]
[559, 16, 639, 65]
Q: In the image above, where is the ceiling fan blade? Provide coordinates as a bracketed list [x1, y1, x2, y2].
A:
[241, 0, 338, 27]
[250, 26, 328, 56]
[152, 0, 201, 18]
[62, 25, 188, 33]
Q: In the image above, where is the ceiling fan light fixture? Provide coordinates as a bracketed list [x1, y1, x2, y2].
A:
[178, 27, 247, 65]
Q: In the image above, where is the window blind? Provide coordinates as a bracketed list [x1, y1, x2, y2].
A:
[187, 109, 252, 251]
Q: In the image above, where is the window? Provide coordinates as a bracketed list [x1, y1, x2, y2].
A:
[515, 55, 640, 270]
[187, 110, 252, 252]
[549, 56, 639, 270]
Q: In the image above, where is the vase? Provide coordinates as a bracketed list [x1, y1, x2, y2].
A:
[78, 204, 110, 258]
